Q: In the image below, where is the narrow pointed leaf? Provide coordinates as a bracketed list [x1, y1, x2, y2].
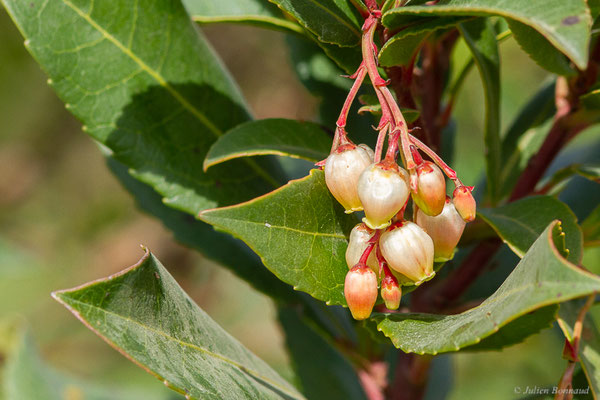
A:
[52, 251, 305, 400]
[373, 222, 600, 354]
[269, 0, 363, 47]
[184, 0, 304, 34]
[278, 307, 367, 400]
[199, 169, 357, 306]
[204, 119, 332, 170]
[382, 0, 591, 69]
[1, 0, 278, 216]
[478, 195, 583, 263]
[459, 18, 501, 202]
[499, 81, 556, 197]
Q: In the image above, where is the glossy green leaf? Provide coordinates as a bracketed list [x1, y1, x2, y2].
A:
[105, 155, 298, 303]
[204, 119, 332, 170]
[582, 204, 600, 247]
[184, 0, 304, 34]
[507, 20, 576, 76]
[379, 17, 468, 67]
[382, 0, 591, 69]
[459, 18, 501, 202]
[557, 299, 600, 399]
[1, 321, 164, 400]
[462, 305, 558, 352]
[53, 251, 304, 400]
[499, 81, 556, 197]
[269, 0, 363, 47]
[1, 0, 278, 216]
[478, 195, 583, 263]
[278, 307, 367, 400]
[199, 169, 357, 306]
[373, 222, 600, 355]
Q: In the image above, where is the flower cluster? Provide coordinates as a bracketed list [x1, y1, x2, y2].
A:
[320, 9, 476, 320]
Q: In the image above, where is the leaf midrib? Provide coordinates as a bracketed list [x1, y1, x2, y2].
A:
[273, 0, 361, 40]
[384, 5, 587, 66]
[61, 0, 279, 189]
[205, 215, 347, 239]
[60, 296, 303, 400]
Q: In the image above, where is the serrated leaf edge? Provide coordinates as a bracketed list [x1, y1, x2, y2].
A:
[372, 221, 600, 354]
[51, 249, 305, 400]
[383, 5, 591, 69]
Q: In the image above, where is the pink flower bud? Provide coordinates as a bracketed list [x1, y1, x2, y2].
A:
[416, 198, 466, 261]
[380, 274, 401, 310]
[357, 161, 410, 229]
[411, 161, 446, 216]
[452, 186, 476, 222]
[379, 221, 434, 284]
[344, 264, 378, 320]
[324, 144, 373, 213]
[345, 223, 379, 273]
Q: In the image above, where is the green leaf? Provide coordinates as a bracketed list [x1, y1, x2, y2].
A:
[199, 169, 357, 306]
[105, 155, 298, 303]
[499, 81, 556, 197]
[204, 119, 332, 170]
[458, 18, 501, 202]
[278, 307, 367, 400]
[1, 321, 164, 400]
[382, 0, 592, 69]
[478, 195, 583, 264]
[461, 305, 558, 352]
[582, 88, 600, 109]
[539, 163, 600, 196]
[507, 20, 576, 76]
[557, 299, 600, 399]
[582, 204, 600, 247]
[269, 0, 363, 47]
[1, 0, 278, 216]
[52, 251, 305, 400]
[379, 17, 468, 67]
[184, 0, 304, 34]
[373, 221, 600, 354]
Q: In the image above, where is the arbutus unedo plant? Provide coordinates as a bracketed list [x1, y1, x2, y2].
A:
[2, 0, 600, 399]
[321, 6, 476, 319]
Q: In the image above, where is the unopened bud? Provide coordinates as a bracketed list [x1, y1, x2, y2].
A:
[411, 161, 446, 216]
[346, 223, 378, 273]
[324, 144, 373, 213]
[379, 221, 434, 284]
[357, 161, 410, 229]
[380, 273, 401, 310]
[416, 198, 466, 261]
[452, 186, 476, 222]
[344, 264, 378, 320]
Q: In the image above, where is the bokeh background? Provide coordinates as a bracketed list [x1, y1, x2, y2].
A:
[1, 5, 599, 399]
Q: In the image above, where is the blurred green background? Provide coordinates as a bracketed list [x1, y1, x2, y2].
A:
[1, 5, 599, 400]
